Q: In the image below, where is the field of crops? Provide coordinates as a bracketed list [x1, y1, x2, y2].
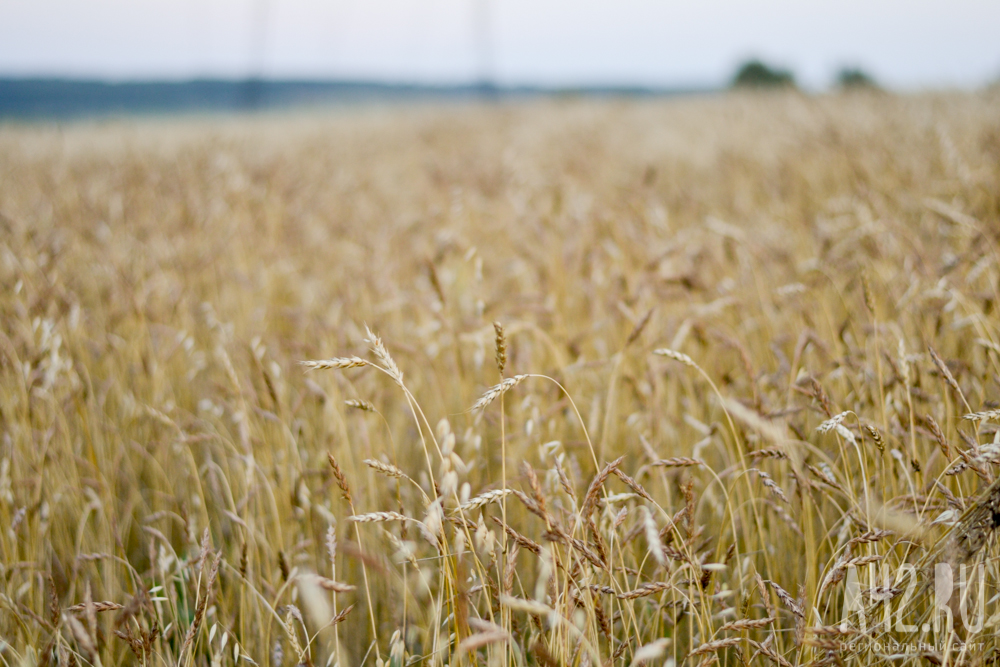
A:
[2, 91, 1000, 666]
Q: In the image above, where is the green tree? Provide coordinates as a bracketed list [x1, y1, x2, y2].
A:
[731, 59, 796, 89]
[836, 67, 879, 90]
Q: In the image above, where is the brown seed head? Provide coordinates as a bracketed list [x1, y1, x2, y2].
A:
[494, 321, 507, 374]
[328, 453, 353, 504]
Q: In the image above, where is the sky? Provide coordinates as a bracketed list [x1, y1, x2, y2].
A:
[2, 0, 999, 90]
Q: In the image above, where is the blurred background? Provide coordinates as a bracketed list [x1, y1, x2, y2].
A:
[2, 0, 999, 117]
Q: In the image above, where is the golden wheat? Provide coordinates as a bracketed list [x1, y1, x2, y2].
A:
[1, 91, 999, 666]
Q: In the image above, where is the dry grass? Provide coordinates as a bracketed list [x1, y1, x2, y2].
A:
[2, 90, 1000, 666]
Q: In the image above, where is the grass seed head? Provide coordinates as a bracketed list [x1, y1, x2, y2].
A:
[494, 321, 507, 374]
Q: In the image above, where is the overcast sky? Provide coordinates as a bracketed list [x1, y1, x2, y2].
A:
[3, 0, 999, 90]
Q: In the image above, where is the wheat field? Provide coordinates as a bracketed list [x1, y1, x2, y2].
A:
[2, 91, 1000, 666]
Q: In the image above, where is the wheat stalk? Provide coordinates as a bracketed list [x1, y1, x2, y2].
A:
[300, 357, 370, 370]
[472, 375, 528, 411]
[349, 511, 410, 523]
[66, 601, 123, 613]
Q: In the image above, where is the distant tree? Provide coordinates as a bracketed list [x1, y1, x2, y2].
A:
[836, 67, 879, 90]
[731, 60, 796, 89]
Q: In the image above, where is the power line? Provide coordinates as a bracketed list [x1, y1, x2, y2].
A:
[473, 0, 496, 92]
[245, 0, 270, 108]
